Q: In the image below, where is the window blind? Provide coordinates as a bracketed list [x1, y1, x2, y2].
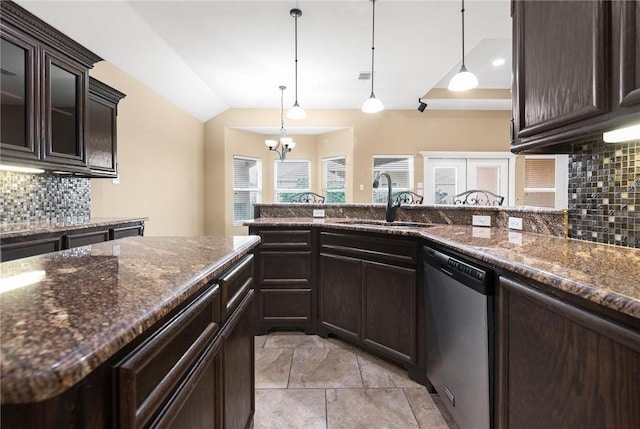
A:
[323, 156, 346, 203]
[233, 156, 261, 223]
[275, 159, 310, 202]
[372, 156, 413, 203]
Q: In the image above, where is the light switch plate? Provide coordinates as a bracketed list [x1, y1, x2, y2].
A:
[472, 215, 491, 227]
[508, 217, 523, 230]
[313, 209, 325, 218]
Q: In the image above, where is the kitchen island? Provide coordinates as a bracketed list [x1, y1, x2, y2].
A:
[1, 235, 259, 429]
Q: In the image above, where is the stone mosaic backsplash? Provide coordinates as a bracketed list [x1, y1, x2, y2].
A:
[568, 139, 639, 248]
[0, 171, 91, 224]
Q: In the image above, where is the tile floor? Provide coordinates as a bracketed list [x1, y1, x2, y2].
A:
[254, 332, 459, 429]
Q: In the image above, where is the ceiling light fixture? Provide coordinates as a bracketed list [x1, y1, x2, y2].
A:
[265, 85, 296, 161]
[362, 0, 384, 113]
[417, 98, 428, 112]
[448, 0, 478, 92]
[287, 7, 306, 120]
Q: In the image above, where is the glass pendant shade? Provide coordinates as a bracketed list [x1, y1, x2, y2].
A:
[280, 137, 293, 145]
[362, 95, 384, 113]
[448, 66, 479, 91]
[265, 139, 278, 148]
[287, 102, 306, 120]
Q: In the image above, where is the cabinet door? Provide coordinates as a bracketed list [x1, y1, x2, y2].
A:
[362, 261, 416, 364]
[222, 290, 255, 429]
[0, 24, 39, 162]
[513, 1, 608, 144]
[319, 253, 362, 342]
[42, 49, 86, 168]
[613, 0, 640, 110]
[498, 277, 640, 428]
[149, 337, 223, 429]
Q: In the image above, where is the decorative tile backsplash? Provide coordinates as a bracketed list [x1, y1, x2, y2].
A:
[0, 171, 91, 224]
[568, 140, 639, 248]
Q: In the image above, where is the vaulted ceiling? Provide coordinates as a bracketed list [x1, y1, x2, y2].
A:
[17, 0, 512, 121]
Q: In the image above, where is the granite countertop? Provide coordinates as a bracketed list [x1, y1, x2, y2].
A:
[0, 217, 149, 239]
[0, 235, 260, 404]
[246, 217, 640, 320]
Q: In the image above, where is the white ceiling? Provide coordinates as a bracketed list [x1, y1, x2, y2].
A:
[16, 0, 512, 122]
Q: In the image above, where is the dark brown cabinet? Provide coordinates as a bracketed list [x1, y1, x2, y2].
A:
[87, 77, 124, 177]
[318, 231, 420, 368]
[249, 227, 315, 334]
[0, 1, 124, 176]
[1, 249, 256, 429]
[511, 0, 640, 152]
[0, 220, 145, 262]
[497, 276, 640, 428]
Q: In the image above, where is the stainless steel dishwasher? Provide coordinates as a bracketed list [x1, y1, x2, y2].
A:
[423, 246, 495, 429]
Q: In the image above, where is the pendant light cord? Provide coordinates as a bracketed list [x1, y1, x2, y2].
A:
[461, 0, 466, 68]
[370, 0, 376, 96]
[280, 85, 285, 138]
[294, 13, 299, 103]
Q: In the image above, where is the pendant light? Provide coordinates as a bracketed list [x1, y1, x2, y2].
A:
[362, 0, 384, 113]
[448, 0, 478, 91]
[287, 7, 306, 120]
[265, 85, 296, 161]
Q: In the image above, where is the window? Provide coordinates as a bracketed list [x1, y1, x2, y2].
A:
[233, 156, 262, 224]
[274, 159, 310, 202]
[523, 155, 568, 208]
[372, 155, 414, 203]
[323, 156, 346, 203]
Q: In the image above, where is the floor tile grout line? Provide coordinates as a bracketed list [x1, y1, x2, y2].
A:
[285, 346, 295, 389]
[401, 387, 424, 429]
[324, 388, 329, 429]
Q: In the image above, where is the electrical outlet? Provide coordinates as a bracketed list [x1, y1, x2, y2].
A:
[313, 209, 325, 218]
[508, 231, 523, 245]
[508, 217, 523, 230]
[472, 215, 491, 227]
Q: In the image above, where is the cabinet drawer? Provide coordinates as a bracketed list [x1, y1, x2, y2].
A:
[261, 289, 312, 322]
[110, 224, 144, 240]
[320, 231, 416, 266]
[115, 284, 221, 429]
[0, 237, 62, 262]
[64, 229, 109, 248]
[259, 229, 311, 250]
[260, 251, 311, 287]
[219, 254, 254, 319]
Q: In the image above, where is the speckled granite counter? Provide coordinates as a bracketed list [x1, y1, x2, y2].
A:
[246, 218, 640, 320]
[0, 235, 260, 404]
[0, 217, 148, 239]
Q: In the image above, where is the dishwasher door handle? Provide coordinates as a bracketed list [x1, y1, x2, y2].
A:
[440, 267, 454, 277]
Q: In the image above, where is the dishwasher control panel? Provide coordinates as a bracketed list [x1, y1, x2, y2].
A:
[447, 258, 485, 281]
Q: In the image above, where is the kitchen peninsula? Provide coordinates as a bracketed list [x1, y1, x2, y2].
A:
[0, 235, 259, 429]
[246, 202, 640, 428]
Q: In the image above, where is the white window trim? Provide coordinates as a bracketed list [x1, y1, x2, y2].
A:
[232, 155, 262, 226]
[524, 154, 568, 209]
[323, 156, 347, 203]
[372, 155, 415, 203]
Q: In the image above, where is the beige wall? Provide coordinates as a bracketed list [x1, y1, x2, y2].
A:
[204, 108, 511, 235]
[89, 62, 205, 236]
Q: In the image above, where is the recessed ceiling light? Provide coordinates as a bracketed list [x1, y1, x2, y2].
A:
[492, 58, 506, 67]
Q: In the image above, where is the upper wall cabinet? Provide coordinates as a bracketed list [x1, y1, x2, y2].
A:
[0, 1, 123, 176]
[511, 0, 640, 153]
[87, 77, 125, 177]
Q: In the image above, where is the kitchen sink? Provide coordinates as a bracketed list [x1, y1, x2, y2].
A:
[336, 219, 434, 229]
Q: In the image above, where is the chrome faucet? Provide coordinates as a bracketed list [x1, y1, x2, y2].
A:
[372, 171, 400, 222]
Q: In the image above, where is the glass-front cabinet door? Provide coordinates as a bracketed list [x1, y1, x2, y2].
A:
[42, 50, 86, 166]
[0, 25, 39, 161]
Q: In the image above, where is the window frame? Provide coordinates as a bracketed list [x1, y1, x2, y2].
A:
[322, 155, 347, 203]
[232, 155, 262, 225]
[371, 155, 414, 203]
